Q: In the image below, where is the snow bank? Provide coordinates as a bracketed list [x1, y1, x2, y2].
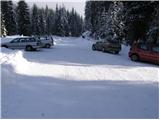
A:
[1, 36, 158, 118]
[1, 39, 158, 83]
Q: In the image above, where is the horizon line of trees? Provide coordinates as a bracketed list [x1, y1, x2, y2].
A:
[85, 1, 158, 45]
[1, 0, 84, 37]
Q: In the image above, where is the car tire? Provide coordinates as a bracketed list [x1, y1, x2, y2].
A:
[115, 51, 119, 54]
[131, 54, 139, 61]
[45, 44, 51, 48]
[2, 45, 8, 48]
[92, 45, 96, 51]
[25, 45, 33, 51]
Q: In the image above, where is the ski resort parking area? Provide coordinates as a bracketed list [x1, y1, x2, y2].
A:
[1, 36, 159, 118]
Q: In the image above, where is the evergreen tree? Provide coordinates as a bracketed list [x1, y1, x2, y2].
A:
[84, 1, 158, 45]
[112, 2, 124, 40]
[31, 4, 40, 35]
[1, 1, 83, 37]
[38, 8, 45, 35]
[146, 1, 159, 44]
[17, 0, 31, 36]
[1, 0, 17, 35]
[69, 8, 77, 36]
[45, 5, 50, 35]
[84, 1, 92, 31]
[59, 6, 69, 36]
[49, 9, 55, 35]
[68, 8, 83, 37]
[1, 12, 7, 36]
[123, 1, 156, 44]
[54, 5, 62, 36]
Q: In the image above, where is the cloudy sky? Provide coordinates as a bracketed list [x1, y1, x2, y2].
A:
[13, 0, 86, 17]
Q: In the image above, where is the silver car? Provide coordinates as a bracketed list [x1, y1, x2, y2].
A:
[39, 36, 54, 48]
[1, 37, 41, 51]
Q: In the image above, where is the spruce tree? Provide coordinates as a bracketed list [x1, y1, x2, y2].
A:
[54, 5, 61, 36]
[1, 0, 17, 35]
[59, 6, 69, 36]
[1, 14, 7, 36]
[39, 8, 45, 35]
[123, 1, 156, 44]
[146, 1, 159, 44]
[31, 4, 40, 35]
[84, 1, 92, 31]
[17, 0, 31, 36]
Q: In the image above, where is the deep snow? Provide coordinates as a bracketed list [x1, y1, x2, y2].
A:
[1, 36, 159, 118]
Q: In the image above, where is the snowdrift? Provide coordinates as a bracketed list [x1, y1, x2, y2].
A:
[1, 36, 158, 118]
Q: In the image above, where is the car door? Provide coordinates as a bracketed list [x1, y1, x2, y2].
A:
[19, 38, 27, 49]
[103, 41, 110, 50]
[8, 38, 20, 49]
[95, 42, 102, 50]
[137, 44, 151, 61]
[150, 46, 159, 63]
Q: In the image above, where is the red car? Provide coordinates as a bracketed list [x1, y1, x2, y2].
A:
[129, 43, 159, 64]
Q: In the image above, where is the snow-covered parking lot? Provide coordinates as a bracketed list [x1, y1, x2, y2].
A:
[1, 36, 159, 118]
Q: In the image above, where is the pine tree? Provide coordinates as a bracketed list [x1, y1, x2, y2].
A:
[45, 6, 49, 35]
[123, 1, 155, 44]
[31, 4, 40, 35]
[1, 13, 7, 36]
[84, 1, 92, 31]
[38, 8, 45, 35]
[146, 1, 159, 44]
[17, 0, 31, 36]
[1, 0, 17, 35]
[54, 4, 61, 36]
[110, 2, 124, 41]
[59, 6, 69, 36]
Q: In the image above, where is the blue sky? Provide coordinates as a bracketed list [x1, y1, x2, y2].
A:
[13, 0, 86, 17]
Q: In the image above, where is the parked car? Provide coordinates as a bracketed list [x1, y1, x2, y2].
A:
[82, 31, 91, 39]
[129, 43, 159, 64]
[1, 37, 41, 51]
[92, 40, 121, 54]
[39, 36, 54, 48]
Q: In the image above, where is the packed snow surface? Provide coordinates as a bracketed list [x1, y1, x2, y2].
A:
[1, 36, 159, 118]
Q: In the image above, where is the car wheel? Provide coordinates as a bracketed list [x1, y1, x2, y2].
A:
[115, 51, 119, 54]
[2, 45, 8, 48]
[92, 45, 96, 51]
[45, 44, 51, 48]
[25, 46, 33, 51]
[131, 54, 139, 61]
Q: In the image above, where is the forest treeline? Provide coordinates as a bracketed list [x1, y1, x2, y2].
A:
[84, 1, 158, 45]
[1, 0, 159, 45]
[1, 0, 84, 37]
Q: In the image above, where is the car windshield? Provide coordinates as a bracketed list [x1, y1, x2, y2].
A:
[96, 41, 104, 44]
[107, 39, 119, 44]
[40, 36, 50, 40]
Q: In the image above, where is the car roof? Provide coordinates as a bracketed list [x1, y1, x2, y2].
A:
[16, 37, 35, 39]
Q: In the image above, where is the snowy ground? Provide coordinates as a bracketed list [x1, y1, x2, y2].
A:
[1, 36, 159, 118]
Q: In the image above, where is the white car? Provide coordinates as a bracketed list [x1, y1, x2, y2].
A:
[1, 37, 41, 51]
[39, 36, 54, 48]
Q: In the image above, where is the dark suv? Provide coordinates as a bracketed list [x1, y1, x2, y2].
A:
[92, 40, 121, 54]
